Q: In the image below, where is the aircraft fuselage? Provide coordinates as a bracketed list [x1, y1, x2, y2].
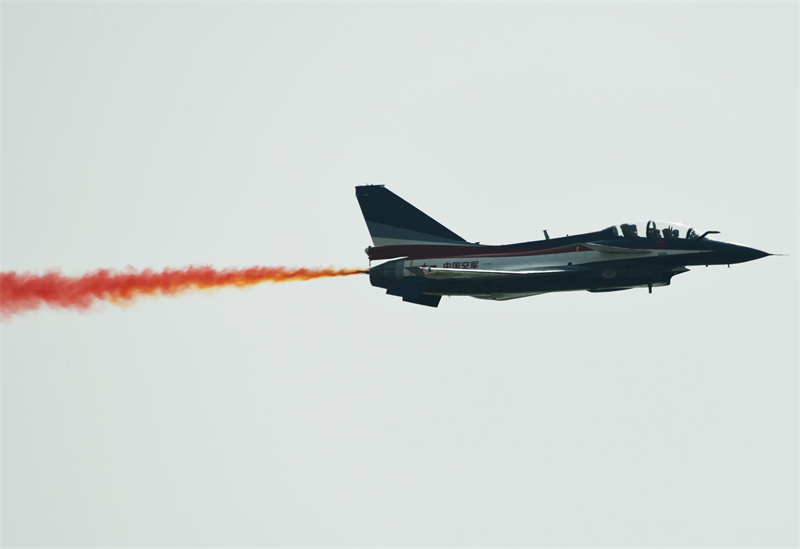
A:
[368, 228, 768, 303]
[356, 185, 770, 307]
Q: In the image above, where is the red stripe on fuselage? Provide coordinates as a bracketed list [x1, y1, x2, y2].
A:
[368, 244, 593, 261]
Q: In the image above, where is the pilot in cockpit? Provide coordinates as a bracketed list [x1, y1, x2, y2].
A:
[620, 223, 638, 238]
[621, 221, 698, 240]
[662, 227, 679, 238]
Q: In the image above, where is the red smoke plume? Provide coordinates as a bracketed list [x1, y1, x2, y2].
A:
[1, 266, 367, 318]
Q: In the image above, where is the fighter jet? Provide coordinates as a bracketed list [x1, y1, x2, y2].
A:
[356, 185, 770, 307]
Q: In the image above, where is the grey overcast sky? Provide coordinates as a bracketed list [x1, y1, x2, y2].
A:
[2, 2, 798, 547]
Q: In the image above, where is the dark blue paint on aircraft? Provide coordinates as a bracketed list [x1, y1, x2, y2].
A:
[356, 185, 771, 307]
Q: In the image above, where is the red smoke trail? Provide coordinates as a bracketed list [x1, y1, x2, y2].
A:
[0, 266, 368, 318]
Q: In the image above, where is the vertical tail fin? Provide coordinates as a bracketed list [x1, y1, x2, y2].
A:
[355, 185, 467, 246]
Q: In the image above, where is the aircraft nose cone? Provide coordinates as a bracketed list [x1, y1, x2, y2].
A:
[742, 246, 770, 261]
[729, 245, 770, 264]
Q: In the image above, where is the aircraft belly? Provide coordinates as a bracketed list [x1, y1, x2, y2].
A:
[404, 254, 579, 273]
[422, 273, 590, 296]
[401, 249, 696, 273]
[472, 292, 546, 301]
[372, 250, 698, 299]
[405, 258, 689, 297]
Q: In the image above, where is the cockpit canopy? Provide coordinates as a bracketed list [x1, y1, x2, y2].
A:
[616, 221, 699, 240]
